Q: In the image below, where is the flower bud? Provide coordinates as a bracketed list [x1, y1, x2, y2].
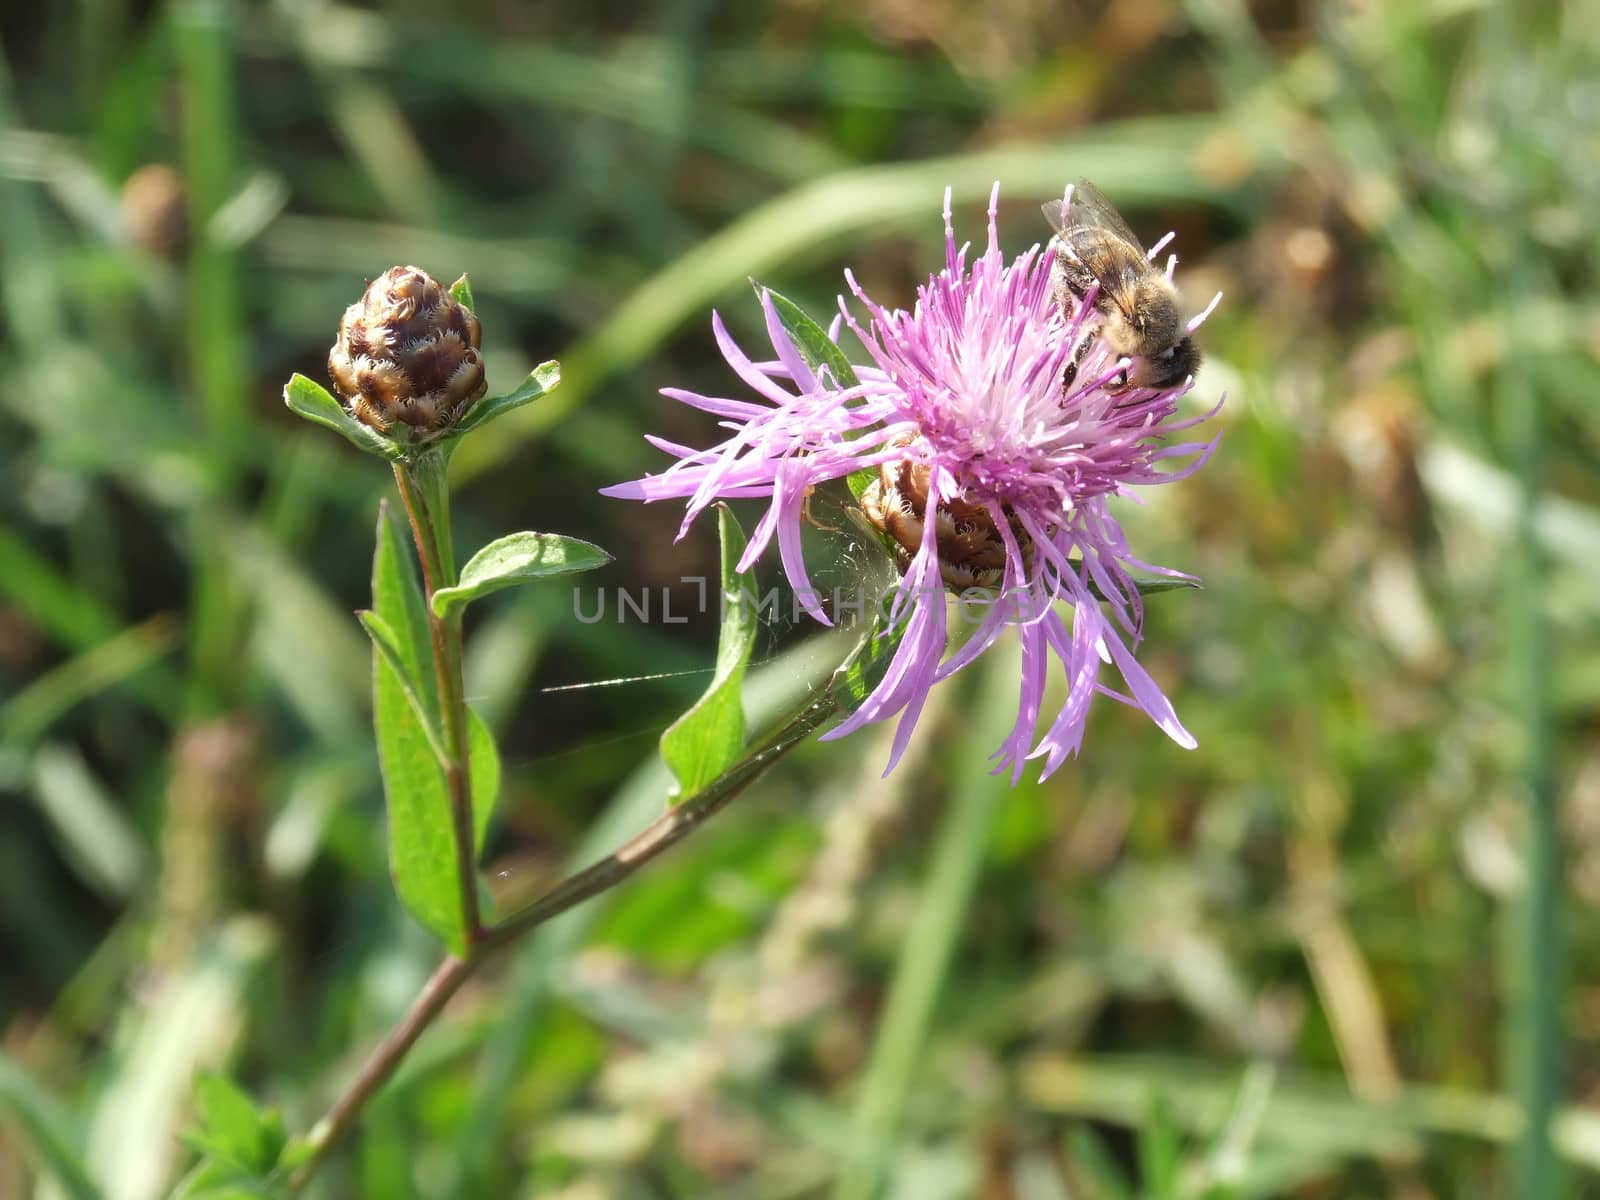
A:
[119, 164, 188, 259]
[327, 266, 486, 440]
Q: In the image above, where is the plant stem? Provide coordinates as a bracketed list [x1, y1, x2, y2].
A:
[289, 955, 473, 1189]
[392, 455, 481, 947]
[481, 675, 844, 954]
[287, 645, 860, 1190]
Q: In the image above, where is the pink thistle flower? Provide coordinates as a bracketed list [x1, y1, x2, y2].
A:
[603, 183, 1221, 781]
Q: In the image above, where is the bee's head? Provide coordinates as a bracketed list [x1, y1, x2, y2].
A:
[1130, 336, 1200, 391]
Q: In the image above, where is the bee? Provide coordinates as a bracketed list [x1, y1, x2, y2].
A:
[1042, 179, 1200, 393]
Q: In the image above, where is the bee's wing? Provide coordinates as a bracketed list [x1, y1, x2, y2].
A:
[1062, 178, 1143, 249]
[1044, 181, 1147, 319]
[1041, 197, 1070, 238]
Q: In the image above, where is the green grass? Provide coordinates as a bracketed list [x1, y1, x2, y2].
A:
[1, 2, 1596, 1197]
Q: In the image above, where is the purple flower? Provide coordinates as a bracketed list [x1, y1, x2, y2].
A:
[603, 184, 1221, 781]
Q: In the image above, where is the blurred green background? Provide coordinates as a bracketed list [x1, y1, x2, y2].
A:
[2, 0, 1598, 1196]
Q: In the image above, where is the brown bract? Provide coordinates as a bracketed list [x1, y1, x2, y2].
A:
[859, 459, 1032, 591]
[328, 266, 486, 439]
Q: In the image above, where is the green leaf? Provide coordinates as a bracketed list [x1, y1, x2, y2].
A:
[451, 360, 560, 439]
[448, 272, 475, 312]
[182, 1073, 285, 1178]
[468, 705, 500, 854]
[660, 505, 758, 800]
[431, 530, 611, 618]
[282, 374, 402, 461]
[829, 616, 906, 715]
[761, 285, 859, 390]
[276, 1137, 315, 1171]
[357, 610, 448, 768]
[759, 286, 877, 502]
[371, 502, 468, 953]
[1138, 1092, 1184, 1198]
[170, 1158, 282, 1200]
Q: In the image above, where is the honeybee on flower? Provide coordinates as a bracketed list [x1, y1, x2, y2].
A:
[605, 184, 1222, 782]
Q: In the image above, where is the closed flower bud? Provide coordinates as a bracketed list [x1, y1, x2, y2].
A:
[119, 163, 188, 259]
[328, 266, 486, 440]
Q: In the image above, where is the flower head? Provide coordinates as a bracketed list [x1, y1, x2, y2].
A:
[605, 184, 1221, 780]
[328, 266, 486, 441]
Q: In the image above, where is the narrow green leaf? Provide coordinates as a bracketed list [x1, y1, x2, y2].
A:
[431, 531, 612, 618]
[660, 505, 758, 800]
[372, 502, 437, 711]
[357, 611, 449, 769]
[0, 1052, 100, 1200]
[448, 272, 475, 312]
[282, 374, 402, 461]
[759, 286, 877, 502]
[468, 706, 500, 854]
[837, 654, 1018, 1200]
[83, 920, 275, 1199]
[761, 285, 859, 389]
[1139, 1092, 1184, 1198]
[182, 1073, 285, 1177]
[451, 360, 560, 439]
[371, 502, 466, 954]
[0, 614, 179, 746]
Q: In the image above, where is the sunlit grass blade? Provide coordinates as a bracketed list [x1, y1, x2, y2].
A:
[30, 746, 148, 900]
[1019, 1053, 1600, 1171]
[835, 652, 1027, 1199]
[83, 920, 276, 1199]
[0, 615, 180, 745]
[451, 119, 1230, 482]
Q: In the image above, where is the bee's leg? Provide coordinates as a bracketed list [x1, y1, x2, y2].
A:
[801, 485, 842, 533]
[1062, 328, 1098, 396]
